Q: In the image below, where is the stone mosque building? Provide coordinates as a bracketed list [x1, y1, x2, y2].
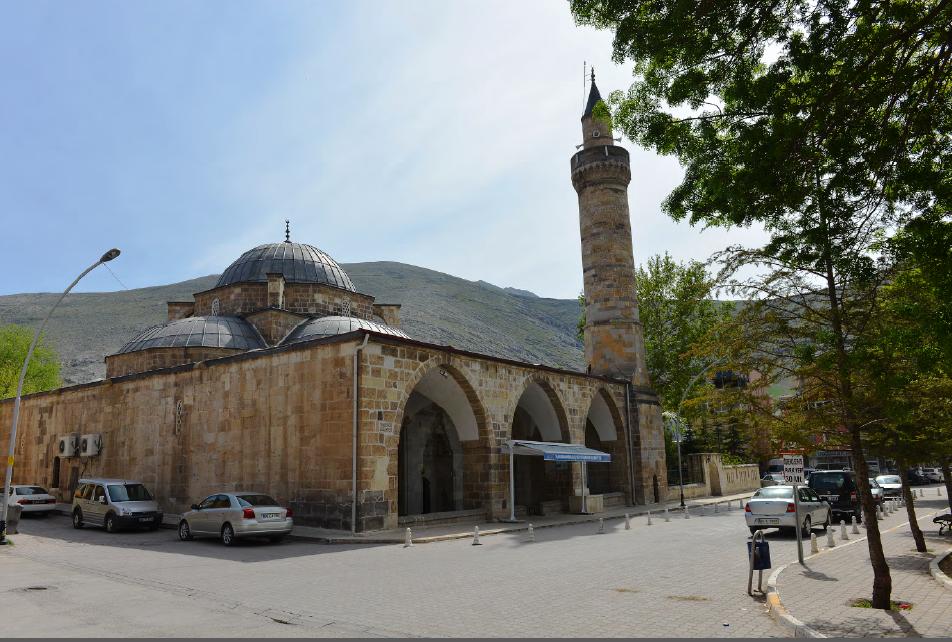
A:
[1, 79, 668, 532]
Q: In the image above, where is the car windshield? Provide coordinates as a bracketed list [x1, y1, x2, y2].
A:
[754, 487, 793, 499]
[868, 479, 881, 488]
[810, 473, 847, 491]
[877, 475, 901, 484]
[107, 484, 153, 502]
[15, 486, 48, 495]
[236, 494, 279, 507]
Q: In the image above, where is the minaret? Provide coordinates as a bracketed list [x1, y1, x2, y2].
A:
[571, 71, 648, 385]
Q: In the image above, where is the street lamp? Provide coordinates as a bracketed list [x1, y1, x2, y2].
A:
[663, 411, 687, 508]
[0, 248, 120, 544]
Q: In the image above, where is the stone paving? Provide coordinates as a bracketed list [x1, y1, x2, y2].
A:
[3, 497, 795, 638]
[775, 492, 952, 638]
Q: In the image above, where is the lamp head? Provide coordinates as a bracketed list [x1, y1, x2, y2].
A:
[100, 248, 121, 263]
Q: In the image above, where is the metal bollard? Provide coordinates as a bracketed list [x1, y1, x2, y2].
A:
[714, 502, 719, 513]
[528, 523, 535, 542]
[840, 520, 849, 540]
[646, 511, 652, 526]
[624, 513, 631, 530]
[664, 508, 670, 522]
[472, 525, 482, 546]
[826, 527, 836, 547]
[404, 527, 413, 548]
[851, 515, 859, 534]
[810, 533, 819, 554]
[597, 518, 605, 534]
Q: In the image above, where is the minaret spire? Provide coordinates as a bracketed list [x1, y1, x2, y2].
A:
[284, 219, 291, 243]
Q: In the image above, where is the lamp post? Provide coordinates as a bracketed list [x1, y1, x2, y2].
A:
[0, 249, 120, 544]
[663, 412, 687, 508]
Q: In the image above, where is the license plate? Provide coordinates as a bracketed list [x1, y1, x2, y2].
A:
[138, 517, 152, 522]
[757, 518, 780, 524]
[262, 512, 280, 519]
[823, 496, 838, 502]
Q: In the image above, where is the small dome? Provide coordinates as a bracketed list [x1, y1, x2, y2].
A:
[216, 242, 356, 291]
[282, 316, 410, 346]
[117, 316, 265, 354]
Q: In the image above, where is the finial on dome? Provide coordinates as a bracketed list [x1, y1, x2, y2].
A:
[284, 219, 291, 243]
[591, 66, 595, 83]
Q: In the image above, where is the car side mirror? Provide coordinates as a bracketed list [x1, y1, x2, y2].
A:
[99, 497, 107, 505]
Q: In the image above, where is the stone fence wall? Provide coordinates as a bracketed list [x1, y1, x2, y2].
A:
[667, 453, 760, 502]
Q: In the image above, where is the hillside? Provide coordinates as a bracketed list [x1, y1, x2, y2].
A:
[0, 262, 584, 385]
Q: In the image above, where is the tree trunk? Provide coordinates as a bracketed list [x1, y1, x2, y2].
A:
[942, 458, 952, 513]
[899, 457, 927, 552]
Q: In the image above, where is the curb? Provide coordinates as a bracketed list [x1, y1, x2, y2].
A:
[766, 563, 826, 638]
[929, 548, 952, 592]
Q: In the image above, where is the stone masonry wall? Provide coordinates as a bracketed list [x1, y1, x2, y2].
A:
[105, 347, 241, 378]
[192, 282, 375, 320]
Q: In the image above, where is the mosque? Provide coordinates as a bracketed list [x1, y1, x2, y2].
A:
[1, 78, 667, 532]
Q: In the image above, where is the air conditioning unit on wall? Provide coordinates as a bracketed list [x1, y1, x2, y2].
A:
[58, 434, 79, 457]
[79, 433, 102, 457]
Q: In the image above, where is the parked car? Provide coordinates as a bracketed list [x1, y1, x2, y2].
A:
[7, 485, 56, 515]
[72, 478, 163, 532]
[921, 467, 944, 483]
[906, 470, 931, 486]
[808, 470, 862, 523]
[874, 474, 903, 498]
[761, 473, 786, 487]
[178, 492, 293, 546]
[745, 485, 831, 536]
[867, 478, 885, 505]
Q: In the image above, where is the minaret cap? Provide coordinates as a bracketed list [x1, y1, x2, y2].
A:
[582, 68, 602, 119]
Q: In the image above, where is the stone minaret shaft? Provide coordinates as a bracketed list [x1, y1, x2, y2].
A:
[571, 75, 648, 385]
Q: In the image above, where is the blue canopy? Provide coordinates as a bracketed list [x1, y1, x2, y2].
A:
[503, 440, 611, 463]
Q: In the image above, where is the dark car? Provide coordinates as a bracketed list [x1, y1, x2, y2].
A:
[906, 470, 931, 486]
[808, 470, 861, 523]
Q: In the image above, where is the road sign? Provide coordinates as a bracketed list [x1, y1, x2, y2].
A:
[783, 453, 805, 484]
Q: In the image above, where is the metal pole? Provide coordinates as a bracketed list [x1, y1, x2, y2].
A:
[1, 249, 119, 544]
[508, 441, 516, 523]
[793, 483, 804, 565]
[676, 420, 685, 509]
[581, 461, 588, 514]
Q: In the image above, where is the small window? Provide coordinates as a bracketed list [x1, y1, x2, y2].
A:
[236, 494, 279, 507]
[198, 495, 217, 510]
[212, 495, 232, 509]
[211, 298, 221, 316]
[340, 300, 351, 317]
[92, 486, 106, 502]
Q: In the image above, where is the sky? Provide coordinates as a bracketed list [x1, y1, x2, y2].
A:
[0, 1, 767, 299]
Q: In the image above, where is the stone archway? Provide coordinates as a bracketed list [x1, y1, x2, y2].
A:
[509, 378, 572, 515]
[395, 364, 491, 518]
[583, 388, 628, 499]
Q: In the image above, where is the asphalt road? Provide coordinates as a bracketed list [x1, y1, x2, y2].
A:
[17, 488, 944, 638]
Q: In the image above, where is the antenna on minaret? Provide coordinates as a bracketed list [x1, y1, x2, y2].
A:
[284, 219, 291, 243]
[583, 60, 587, 110]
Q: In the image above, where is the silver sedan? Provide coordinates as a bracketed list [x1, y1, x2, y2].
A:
[178, 492, 293, 545]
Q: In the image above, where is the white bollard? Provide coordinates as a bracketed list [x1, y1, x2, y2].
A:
[810, 533, 819, 554]
[472, 525, 481, 546]
[826, 527, 836, 547]
[646, 511, 652, 526]
[664, 508, 670, 522]
[684, 506, 690, 519]
[624, 513, 631, 530]
[404, 527, 413, 548]
[851, 515, 859, 534]
[840, 520, 849, 540]
[597, 518, 606, 534]
[528, 523, 535, 542]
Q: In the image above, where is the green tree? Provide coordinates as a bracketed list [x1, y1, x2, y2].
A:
[0, 324, 62, 399]
[571, 0, 951, 608]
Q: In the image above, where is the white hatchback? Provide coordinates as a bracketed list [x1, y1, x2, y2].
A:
[8, 485, 57, 514]
[745, 485, 832, 536]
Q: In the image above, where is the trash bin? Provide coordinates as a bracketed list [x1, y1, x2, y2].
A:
[747, 538, 771, 570]
[5, 504, 22, 535]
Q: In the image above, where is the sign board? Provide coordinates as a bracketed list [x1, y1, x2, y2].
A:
[783, 453, 805, 484]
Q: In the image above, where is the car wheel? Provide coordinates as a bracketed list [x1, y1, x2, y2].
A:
[178, 520, 193, 541]
[801, 516, 812, 538]
[104, 513, 118, 534]
[221, 523, 235, 546]
[72, 509, 84, 529]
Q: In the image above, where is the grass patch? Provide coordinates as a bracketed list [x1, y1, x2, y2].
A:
[850, 598, 913, 611]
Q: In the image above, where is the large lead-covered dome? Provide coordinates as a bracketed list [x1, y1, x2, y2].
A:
[216, 242, 356, 291]
[282, 316, 410, 346]
[117, 316, 265, 354]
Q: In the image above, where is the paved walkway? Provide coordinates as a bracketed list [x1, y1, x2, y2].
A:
[774, 494, 952, 637]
